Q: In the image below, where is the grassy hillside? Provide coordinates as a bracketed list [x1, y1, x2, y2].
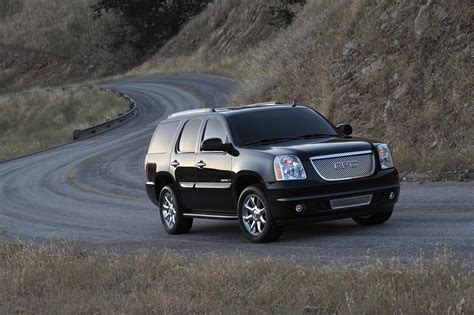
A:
[0, 0, 138, 94]
[0, 88, 129, 160]
[136, 0, 473, 172]
[0, 243, 472, 314]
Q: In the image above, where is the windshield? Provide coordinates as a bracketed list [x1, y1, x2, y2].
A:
[227, 107, 338, 146]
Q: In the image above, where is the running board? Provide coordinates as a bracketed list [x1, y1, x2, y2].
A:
[183, 213, 238, 220]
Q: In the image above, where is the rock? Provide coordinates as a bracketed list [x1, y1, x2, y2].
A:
[349, 92, 360, 99]
[343, 41, 354, 56]
[361, 59, 385, 76]
[380, 11, 389, 21]
[391, 73, 400, 82]
[414, 0, 433, 37]
[383, 100, 393, 125]
[393, 83, 408, 100]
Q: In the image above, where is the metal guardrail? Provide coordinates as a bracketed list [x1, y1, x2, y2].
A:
[73, 90, 137, 141]
[0, 86, 138, 164]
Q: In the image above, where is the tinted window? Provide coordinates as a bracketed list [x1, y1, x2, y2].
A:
[228, 107, 337, 146]
[202, 119, 227, 144]
[178, 119, 202, 152]
[149, 121, 180, 153]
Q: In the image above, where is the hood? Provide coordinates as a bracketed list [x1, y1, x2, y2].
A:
[250, 136, 375, 159]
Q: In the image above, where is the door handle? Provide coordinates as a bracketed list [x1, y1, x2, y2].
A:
[170, 160, 180, 167]
[195, 160, 206, 168]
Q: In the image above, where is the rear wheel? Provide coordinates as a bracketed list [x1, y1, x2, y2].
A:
[159, 185, 193, 234]
[238, 186, 283, 243]
[352, 206, 394, 226]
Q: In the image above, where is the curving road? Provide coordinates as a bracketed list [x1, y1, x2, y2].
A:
[0, 75, 473, 263]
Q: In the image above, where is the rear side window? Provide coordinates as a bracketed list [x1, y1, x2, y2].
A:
[202, 119, 227, 144]
[149, 121, 180, 154]
[178, 119, 202, 153]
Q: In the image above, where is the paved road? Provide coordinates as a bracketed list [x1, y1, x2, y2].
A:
[0, 75, 472, 263]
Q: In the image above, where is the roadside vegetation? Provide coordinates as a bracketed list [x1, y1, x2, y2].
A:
[0, 88, 129, 160]
[0, 243, 472, 314]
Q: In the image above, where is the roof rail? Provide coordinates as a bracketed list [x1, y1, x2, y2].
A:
[168, 108, 215, 119]
[244, 101, 283, 107]
[223, 102, 285, 111]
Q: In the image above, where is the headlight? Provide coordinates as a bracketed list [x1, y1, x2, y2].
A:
[376, 144, 394, 169]
[274, 155, 307, 181]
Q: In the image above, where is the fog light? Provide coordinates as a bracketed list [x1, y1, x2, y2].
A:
[389, 192, 396, 200]
[295, 204, 304, 213]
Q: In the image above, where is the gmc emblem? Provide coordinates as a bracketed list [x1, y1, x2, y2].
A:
[334, 160, 359, 170]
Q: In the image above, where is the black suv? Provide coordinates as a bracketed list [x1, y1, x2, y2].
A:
[145, 104, 399, 242]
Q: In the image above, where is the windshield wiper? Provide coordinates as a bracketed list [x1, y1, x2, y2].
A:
[244, 134, 337, 146]
[243, 137, 298, 147]
[295, 133, 337, 139]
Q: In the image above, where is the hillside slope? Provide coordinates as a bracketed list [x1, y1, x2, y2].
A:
[137, 0, 473, 172]
[0, 0, 139, 93]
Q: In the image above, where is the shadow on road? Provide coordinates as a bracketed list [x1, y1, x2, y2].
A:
[187, 219, 370, 243]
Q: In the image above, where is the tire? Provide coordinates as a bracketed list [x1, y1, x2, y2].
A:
[159, 185, 193, 234]
[237, 185, 283, 243]
[352, 206, 394, 226]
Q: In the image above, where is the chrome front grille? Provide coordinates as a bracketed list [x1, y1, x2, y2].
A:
[311, 150, 375, 181]
[330, 194, 373, 210]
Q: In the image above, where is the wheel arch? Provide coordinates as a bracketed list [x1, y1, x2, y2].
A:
[154, 172, 176, 197]
[233, 171, 266, 207]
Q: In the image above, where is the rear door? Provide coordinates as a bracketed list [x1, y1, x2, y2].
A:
[170, 118, 203, 209]
[194, 117, 233, 211]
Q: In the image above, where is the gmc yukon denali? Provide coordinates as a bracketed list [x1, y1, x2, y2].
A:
[145, 103, 400, 242]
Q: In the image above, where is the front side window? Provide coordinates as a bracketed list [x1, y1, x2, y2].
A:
[202, 119, 227, 144]
[178, 119, 202, 153]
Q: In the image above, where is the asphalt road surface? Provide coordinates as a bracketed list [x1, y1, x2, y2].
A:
[0, 75, 472, 263]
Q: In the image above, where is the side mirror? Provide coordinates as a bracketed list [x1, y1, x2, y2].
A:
[337, 124, 353, 136]
[201, 138, 229, 152]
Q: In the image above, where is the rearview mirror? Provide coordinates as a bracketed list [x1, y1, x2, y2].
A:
[337, 124, 353, 136]
[201, 138, 229, 152]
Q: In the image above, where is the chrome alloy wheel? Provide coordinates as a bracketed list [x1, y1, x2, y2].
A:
[242, 194, 267, 236]
[161, 192, 177, 229]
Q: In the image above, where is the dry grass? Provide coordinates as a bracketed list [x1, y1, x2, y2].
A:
[0, 0, 138, 93]
[0, 88, 129, 160]
[130, 0, 276, 78]
[0, 243, 472, 314]
[134, 0, 473, 172]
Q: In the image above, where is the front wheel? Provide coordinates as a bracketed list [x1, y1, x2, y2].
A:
[238, 186, 283, 243]
[159, 185, 193, 234]
[352, 206, 394, 226]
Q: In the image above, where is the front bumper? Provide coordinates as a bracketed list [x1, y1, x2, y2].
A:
[265, 168, 400, 224]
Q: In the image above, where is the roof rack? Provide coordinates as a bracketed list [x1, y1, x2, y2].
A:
[243, 101, 283, 107]
[223, 101, 286, 110]
[168, 102, 290, 118]
[168, 108, 215, 119]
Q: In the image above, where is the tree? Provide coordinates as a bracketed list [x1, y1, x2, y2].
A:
[92, 0, 208, 54]
[268, 0, 306, 28]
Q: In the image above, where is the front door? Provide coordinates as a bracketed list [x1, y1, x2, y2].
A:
[194, 118, 233, 212]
